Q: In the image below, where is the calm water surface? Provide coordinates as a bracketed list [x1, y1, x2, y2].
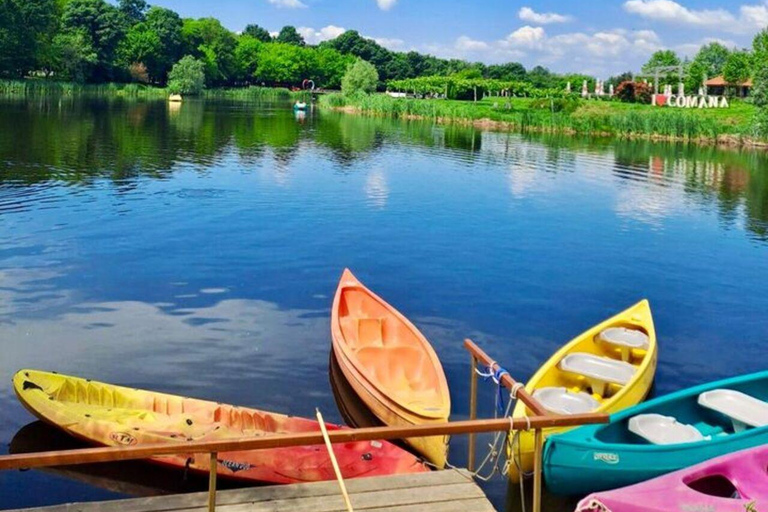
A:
[1, 98, 767, 511]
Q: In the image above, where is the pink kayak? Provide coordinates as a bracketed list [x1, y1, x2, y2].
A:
[576, 445, 767, 512]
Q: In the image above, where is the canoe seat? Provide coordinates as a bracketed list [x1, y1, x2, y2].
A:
[698, 390, 768, 433]
[357, 318, 384, 348]
[558, 353, 636, 395]
[628, 414, 707, 445]
[532, 387, 600, 415]
[596, 327, 649, 361]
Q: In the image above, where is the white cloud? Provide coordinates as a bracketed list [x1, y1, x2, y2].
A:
[376, 0, 397, 10]
[518, 7, 573, 24]
[455, 36, 490, 51]
[423, 27, 664, 77]
[502, 26, 547, 48]
[267, 0, 307, 8]
[623, 0, 768, 32]
[297, 25, 346, 44]
[371, 37, 406, 50]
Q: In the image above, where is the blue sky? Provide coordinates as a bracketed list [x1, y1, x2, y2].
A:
[152, 0, 768, 76]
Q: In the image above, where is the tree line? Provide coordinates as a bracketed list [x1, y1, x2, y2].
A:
[1, 0, 597, 90]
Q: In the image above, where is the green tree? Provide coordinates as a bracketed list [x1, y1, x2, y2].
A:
[0, 0, 58, 77]
[168, 55, 205, 95]
[341, 59, 378, 95]
[276, 25, 304, 46]
[62, 0, 126, 81]
[119, 0, 147, 24]
[143, 7, 183, 83]
[313, 47, 355, 89]
[181, 17, 237, 84]
[243, 24, 272, 42]
[487, 62, 526, 81]
[234, 35, 262, 82]
[642, 50, 681, 72]
[751, 30, 768, 135]
[117, 22, 162, 81]
[723, 50, 752, 85]
[694, 42, 730, 77]
[254, 42, 307, 85]
[642, 50, 682, 89]
[49, 30, 98, 82]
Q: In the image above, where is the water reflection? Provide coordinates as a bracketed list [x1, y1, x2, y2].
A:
[9, 422, 225, 497]
[1, 99, 766, 241]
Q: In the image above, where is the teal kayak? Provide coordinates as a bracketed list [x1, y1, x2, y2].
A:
[543, 370, 768, 495]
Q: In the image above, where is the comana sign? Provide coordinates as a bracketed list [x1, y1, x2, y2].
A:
[653, 94, 730, 109]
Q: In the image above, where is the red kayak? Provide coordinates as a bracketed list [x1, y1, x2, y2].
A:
[13, 369, 429, 484]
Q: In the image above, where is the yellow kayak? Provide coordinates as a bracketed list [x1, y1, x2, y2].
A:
[507, 300, 657, 482]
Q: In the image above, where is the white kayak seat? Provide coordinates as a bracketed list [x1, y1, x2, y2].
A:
[628, 414, 708, 445]
[533, 387, 600, 415]
[558, 353, 637, 395]
[596, 327, 650, 361]
[698, 390, 768, 433]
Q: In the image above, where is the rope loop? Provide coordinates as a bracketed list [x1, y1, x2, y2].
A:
[510, 382, 524, 399]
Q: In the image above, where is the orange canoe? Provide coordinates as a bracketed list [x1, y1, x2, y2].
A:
[13, 369, 428, 484]
[331, 269, 451, 467]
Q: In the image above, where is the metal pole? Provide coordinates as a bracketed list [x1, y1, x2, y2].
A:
[467, 355, 478, 471]
[532, 429, 543, 512]
[208, 452, 217, 512]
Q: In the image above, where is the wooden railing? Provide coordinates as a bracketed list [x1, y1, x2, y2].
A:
[0, 341, 609, 512]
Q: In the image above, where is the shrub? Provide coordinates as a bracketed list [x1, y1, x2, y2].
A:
[128, 62, 150, 84]
[167, 56, 205, 95]
[616, 81, 652, 104]
[529, 97, 580, 114]
[341, 59, 379, 96]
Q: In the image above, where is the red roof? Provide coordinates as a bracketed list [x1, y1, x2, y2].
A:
[704, 75, 753, 87]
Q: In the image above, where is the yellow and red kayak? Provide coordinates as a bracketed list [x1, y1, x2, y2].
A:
[13, 369, 428, 484]
[331, 269, 451, 467]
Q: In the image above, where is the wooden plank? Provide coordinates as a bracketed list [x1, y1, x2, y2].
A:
[167, 482, 484, 512]
[5, 471, 477, 512]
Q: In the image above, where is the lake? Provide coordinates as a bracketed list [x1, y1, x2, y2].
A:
[1, 97, 767, 511]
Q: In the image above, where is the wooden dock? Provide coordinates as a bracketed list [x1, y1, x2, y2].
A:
[6, 469, 497, 512]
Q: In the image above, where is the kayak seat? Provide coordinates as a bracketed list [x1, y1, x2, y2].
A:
[558, 353, 637, 396]
[596, 327, 649, 361]
[532, 387, 600, 415]
[698, 389, 768, 433]
[628, 414, 707, 445]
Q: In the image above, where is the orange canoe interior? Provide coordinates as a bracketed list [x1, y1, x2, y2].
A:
[333, 269, 450, 420]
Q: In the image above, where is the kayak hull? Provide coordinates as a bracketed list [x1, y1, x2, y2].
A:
[576, 445, 768, 512]
[545, 370, 768, 495]
[508, 300, 657, 482]
[13, 370, 429, 484]
[331, 269, 451, 467]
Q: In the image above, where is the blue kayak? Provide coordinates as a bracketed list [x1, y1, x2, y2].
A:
[543, 370, 768, 495]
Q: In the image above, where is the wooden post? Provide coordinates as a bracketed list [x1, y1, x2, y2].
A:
[208, 452, 217, 512]
[463, 339, 549, 417]
[532, 429, 543, 512]
[467, 354, 478, 472]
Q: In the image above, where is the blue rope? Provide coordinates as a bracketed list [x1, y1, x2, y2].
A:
[475, 363, 512, 415]
[493, 367, 510, 414]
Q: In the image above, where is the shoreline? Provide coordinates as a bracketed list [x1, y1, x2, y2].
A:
[326, 105, 768, 151]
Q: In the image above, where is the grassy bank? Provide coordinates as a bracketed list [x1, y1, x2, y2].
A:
[319, 93, 764, 145]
